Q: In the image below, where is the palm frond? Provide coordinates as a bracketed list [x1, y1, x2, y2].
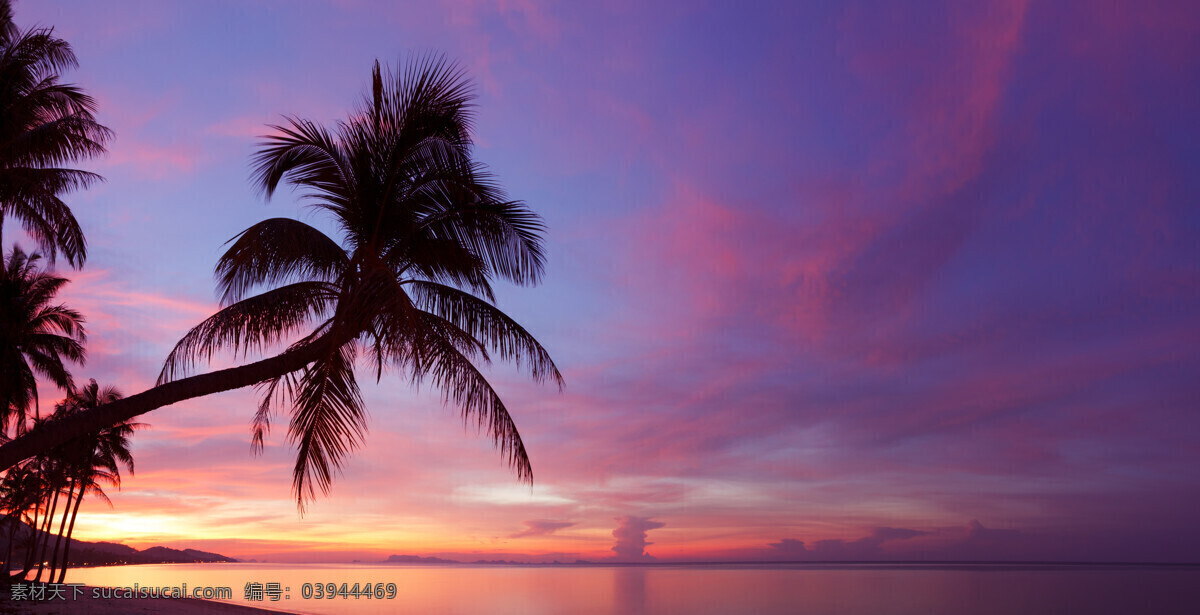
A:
[216, 218, 348, 304]
[0, 246, 86, 432]
[0, 187, 86, 266]
[417, 195, 547, 286]
[2, 27, 80, 80]
[405, 319, 532, 484]
[0, 19, 109, 268]
[251, 371, 298, 454]
[406, 281, 562, 387]
[392, 235, 496, 301]
[363, 53, 474, 146]
[288, 342, 365, 511]
[251, 118, 352, 202]
[27, 303, 86, 338]
[0, 112, 111, 168]
[158, 282, 337, 384]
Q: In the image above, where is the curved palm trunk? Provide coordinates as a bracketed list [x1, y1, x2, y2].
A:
[0, 335, 334, 473]
[54, 484, 86, 584]
[47, 478, 75, 582]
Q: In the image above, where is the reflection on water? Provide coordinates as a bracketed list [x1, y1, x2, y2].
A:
[59, 562, 1200, 615]
[613, 567, 646, 615]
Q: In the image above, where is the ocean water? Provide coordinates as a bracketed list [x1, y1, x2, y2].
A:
[53, 562, 1200, 614]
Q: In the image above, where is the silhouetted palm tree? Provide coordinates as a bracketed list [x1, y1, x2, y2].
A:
[45, 379, 137, 582]
[0, 245, 86, 435]
[27, 433, 64, 581]
[6, 450, 55, 579]
[0, 57, 560, 511]
[0, 382, 135, 582]
[0, 0, 111, 266]
[0, 461, 40, 577]
[48, 452, 114, 581]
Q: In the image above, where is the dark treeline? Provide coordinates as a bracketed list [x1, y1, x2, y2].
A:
[0, 381, 138, 582]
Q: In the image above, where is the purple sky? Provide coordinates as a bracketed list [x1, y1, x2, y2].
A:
[9, 0, 1200, 562]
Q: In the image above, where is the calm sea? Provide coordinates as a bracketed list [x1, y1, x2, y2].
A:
[57, 562, 1199, 614]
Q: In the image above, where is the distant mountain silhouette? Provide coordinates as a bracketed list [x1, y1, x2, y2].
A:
[137, 546, 236, 564]
[382, 554, 459, 564]
[1, 524, 237, 567]
[381, 554, 595, 566]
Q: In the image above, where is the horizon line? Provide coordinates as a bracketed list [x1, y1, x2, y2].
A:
[233, 559, 1200, 568]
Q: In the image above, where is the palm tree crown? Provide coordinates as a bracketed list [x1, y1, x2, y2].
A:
[0, 0, 111, 267]
[159, 56, 562, 510]
[0, 245, 85, 435]
[52, 380, 136, 482]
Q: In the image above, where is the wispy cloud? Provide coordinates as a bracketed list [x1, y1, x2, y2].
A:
[510, 520, 576, 539]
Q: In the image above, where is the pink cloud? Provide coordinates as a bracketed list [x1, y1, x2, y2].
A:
[52, 269, 216, 393]
[100, 140, 203, 180]
[435, 0, 561, 44]
[839, 0, 1030, 200]
[204, 115, 284, 140]
[60, 269, 213, 333]
[510, 519, 576, 538]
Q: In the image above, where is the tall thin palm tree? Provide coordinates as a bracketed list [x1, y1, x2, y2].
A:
[28, 440, 64, 581]
[50, 455, 114, 582]
[0, 245, 86, 435]
[0, 0, 111, 267]
[0, 57, 561, 510]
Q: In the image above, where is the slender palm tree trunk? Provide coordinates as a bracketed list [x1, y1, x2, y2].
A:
[34, 483, 61, 582]
[47, 478, 75, 581]
[2, 510, 22, 577]
[54, 483, 86, 584]
[3, 509, 31, 579]
[4, 514, 16, 573]
[19, 495, 42, 577]
[0, 335, 335, 472]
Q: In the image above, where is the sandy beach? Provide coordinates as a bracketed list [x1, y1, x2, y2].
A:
[0, 591, 295, 615]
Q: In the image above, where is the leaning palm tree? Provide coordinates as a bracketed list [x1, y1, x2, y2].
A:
[160, 56, 562, 509]
[0, 57, 560, 511]
[0, 245, 86, 435]
[0, 0, 111, 267]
